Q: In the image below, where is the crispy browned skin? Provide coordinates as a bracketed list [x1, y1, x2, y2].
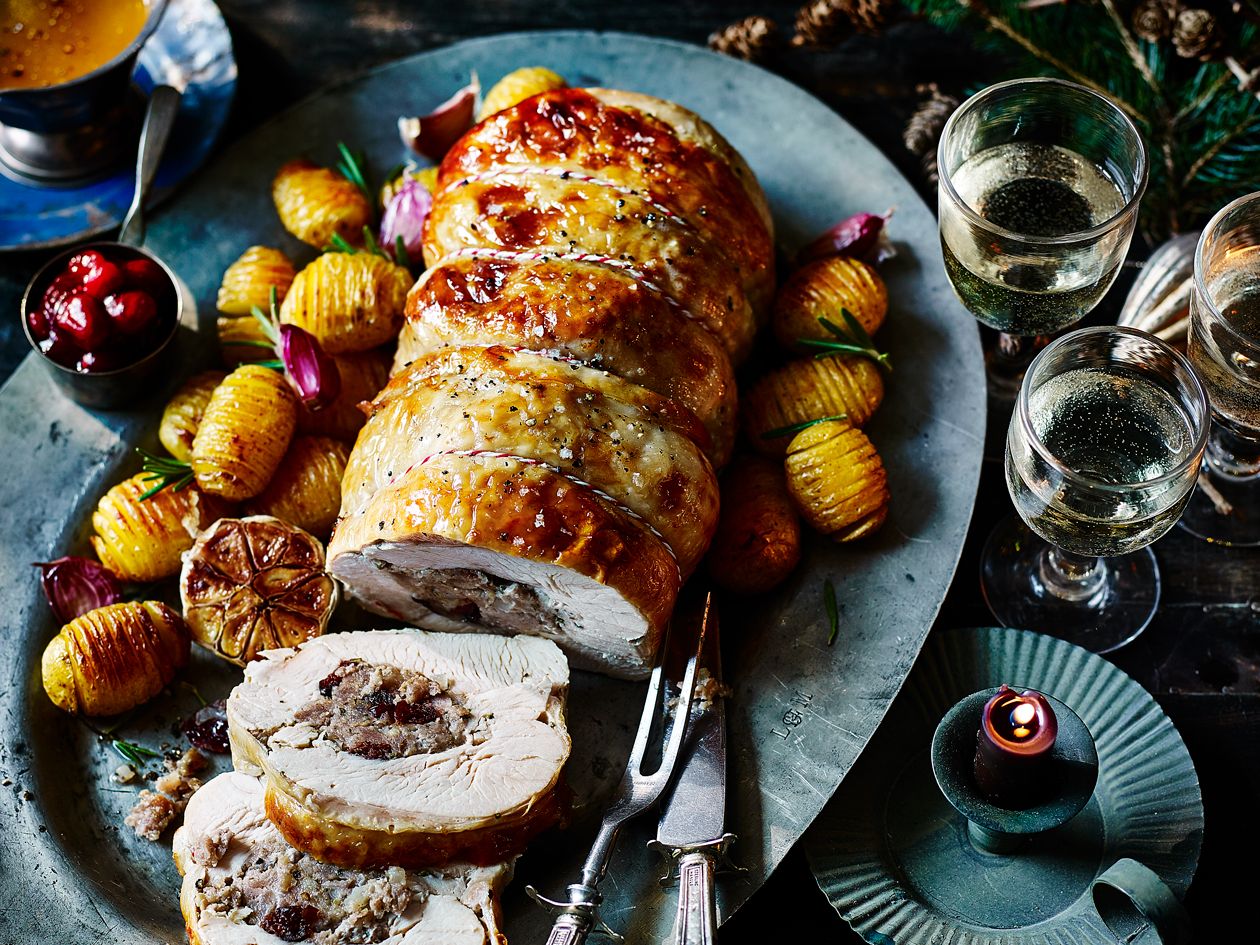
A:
[330, 453, 680, 639]
[262, 779, 568, 870]
[424, 173, 756, 361]
[397, 255, 737, 466]
[437, 87, 773, 316]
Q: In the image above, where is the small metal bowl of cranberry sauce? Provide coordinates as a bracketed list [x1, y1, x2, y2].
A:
[22, 242, 181, 409]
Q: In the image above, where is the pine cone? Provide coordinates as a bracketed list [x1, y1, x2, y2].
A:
[709, 15, 779, 61]
[1131, 0, 1177, 42]
[1173, 8, 1223, 59]
[903, 84, 959, 185]
[792, 0, 894, 48]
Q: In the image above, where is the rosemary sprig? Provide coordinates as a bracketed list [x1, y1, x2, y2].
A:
[181, 681, 207, 707]
[137, 448, 193, 500]
[395, 234, 410, 269]
[761, 413, 848, 440]
[249, 285, 282, 346]
[324, 232, 359, 255]
[800, 310, 892, 372]
[335, 142, 375, 219]
[824, 579, 840, 646]
[361, 225, 385, 258]
[111, 738, 160, 769]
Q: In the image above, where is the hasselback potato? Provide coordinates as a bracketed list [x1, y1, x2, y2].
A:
[279, 251, 412, 354]
[706, 456, 801, 593]
[479, 67, 566, 119]
[773, 256, 888, 352]
[244, 436, 349, 538]
[272, 159, 372, 249]
[744, 354, 884, 455]
[90, 473, 225, 582]
[784, 420, 889, 541]
[192, 364, 297, 501]
[159, 371, 226, 462]
[216, 246, 296, 316]
[42, 601, 190, 716]
[295, 347, 391, 441]
[217, 315, 273, 366]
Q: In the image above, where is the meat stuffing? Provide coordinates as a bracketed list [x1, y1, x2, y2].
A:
[124, 747, 208, 841]
[174, 772, 512, 945]
[404, 567, 563, 635]
[296, 660, 470, 760]
[227, 629, 570, 869]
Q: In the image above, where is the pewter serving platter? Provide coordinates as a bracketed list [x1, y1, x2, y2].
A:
[0, 31, 985, 943]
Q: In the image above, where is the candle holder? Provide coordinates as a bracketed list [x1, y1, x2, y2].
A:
[931, 687, 1098, 854]
[807, 627, 1202, 945]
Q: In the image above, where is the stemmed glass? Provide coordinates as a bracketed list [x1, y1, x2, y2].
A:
[981, 327, 1210, 653]
[938, 78, 1148, 400]
[1177, 192, 1260, 546]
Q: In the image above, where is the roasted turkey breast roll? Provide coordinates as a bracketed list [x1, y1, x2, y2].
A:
[437, 87, 773, 319]
[227, 630, 570, 869]
[395, 254, 737, 466]
[173, 772, 512, 945]
[340, 346, 718, 577]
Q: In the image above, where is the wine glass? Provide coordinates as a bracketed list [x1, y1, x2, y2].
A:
[937, 78, 1148, 400]
[1177, 191, 1260, 546]
[981, 327, 1209, 653]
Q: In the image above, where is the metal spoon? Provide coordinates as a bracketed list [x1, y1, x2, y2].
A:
[118, 84, 182, 246]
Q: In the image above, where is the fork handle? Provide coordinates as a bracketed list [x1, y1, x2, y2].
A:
[669, 850, 718, 945]
[544, 913, 593, 945]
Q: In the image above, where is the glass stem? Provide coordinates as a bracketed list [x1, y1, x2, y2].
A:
[1037, 547, 1107, 603]
[987, 332, 1049, 402]
[1204, 422, 1260, 480]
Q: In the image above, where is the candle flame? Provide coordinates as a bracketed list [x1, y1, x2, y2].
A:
[1010, 700, 1036, 739]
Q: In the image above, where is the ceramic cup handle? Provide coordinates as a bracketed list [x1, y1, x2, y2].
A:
[1090, 858, 1192, 945]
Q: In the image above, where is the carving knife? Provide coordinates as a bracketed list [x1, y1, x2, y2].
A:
[650, 597, 736, 945]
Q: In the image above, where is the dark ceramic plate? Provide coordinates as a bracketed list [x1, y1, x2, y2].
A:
[0, 31, 985, 943]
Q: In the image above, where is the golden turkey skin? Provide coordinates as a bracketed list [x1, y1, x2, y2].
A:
[331, 86, 772, 678]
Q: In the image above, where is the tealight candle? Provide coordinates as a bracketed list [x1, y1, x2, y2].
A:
[973, 684, 1058, 809]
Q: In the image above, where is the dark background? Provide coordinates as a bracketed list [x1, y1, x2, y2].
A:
[1, 2, 1256, 940]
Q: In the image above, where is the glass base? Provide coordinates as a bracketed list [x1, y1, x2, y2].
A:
[1178, 467, 1260, 546]
[985, 332, 1049, 403]
[980, 517, 1160, 654]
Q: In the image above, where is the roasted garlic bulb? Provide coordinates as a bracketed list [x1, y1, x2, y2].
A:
[774, 256, 888, 351]
[90, 473, 225, 582]
[159, 371, 226, 462]
[785, 420, 889, 541]
[279, 251, 412, 354]
[192, 364, 297, 501]
[744, 354, 885, 455]
[216, 246, 296, 315]
[244, 436, 350, 538]
[296, 347, 391, 441]
[706, 456, 801, 594]
[42, 601, 190, 716]
[272, 159, 372, 248]
[217, 315, 273, 366]
[180, 516, 338, 664]
[479, 66, 566, 120]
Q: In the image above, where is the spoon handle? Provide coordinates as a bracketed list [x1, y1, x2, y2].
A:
[118, 85, 182, 247]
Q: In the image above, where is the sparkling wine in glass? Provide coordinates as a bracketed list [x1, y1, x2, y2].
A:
[938, 78, 1148, 400]
[982, 327, 1209, 653]
[1179, 191, 1260, 546]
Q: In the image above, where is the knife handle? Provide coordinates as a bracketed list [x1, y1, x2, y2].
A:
[669, 850, 718, 945]
[544, 913, 592, 945]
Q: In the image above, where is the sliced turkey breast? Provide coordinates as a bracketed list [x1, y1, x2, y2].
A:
[437, 87, 773, 316]
[423, 173, 756, 361]
[227, 629, 569, 869]
[395, 254, 737, 466]
[173, 772, 511, 945]
[328, 452, 679, 678]
[339, 346, 718, 576]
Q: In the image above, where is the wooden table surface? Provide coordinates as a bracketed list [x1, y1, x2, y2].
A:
[1, 2, 1255, 940]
